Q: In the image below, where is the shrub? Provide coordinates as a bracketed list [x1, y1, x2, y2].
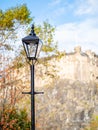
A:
[0, 107, 30, 130]
[84, 116, 98, 130]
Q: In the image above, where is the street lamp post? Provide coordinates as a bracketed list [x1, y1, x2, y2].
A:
[22, 24, 43, 130]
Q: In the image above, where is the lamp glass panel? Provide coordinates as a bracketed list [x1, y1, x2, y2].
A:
[36, 40, 43, 58]
[23, 42, 29, 58]
[28, 42, 37, 58]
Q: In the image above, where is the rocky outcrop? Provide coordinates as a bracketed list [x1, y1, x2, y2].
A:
[36, 79, 98, 130]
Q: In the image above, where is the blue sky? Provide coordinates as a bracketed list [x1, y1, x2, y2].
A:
[0, 0, 98, 54]
[0, 0, 77, 25]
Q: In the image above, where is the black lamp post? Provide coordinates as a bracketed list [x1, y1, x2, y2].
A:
[22, 24, 43, 130]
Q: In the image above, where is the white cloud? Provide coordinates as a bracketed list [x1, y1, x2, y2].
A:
[75, 0, 98, 15]
[54, 18, 98, 54]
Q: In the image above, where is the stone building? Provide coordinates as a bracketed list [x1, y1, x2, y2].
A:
[36, 46, 98, 86]
[61, 46, 98, 82]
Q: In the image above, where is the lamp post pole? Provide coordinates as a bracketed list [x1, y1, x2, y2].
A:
[31, 61, 35, 130]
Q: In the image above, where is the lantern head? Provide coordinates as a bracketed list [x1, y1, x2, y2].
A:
[22, 24, 43, 60]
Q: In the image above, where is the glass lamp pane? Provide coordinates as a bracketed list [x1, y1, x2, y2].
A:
[23, 42, 29, 58]
[36, 40, 43, 58]
[28, 43, 37, 58]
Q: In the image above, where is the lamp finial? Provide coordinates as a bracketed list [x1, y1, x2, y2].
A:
[30, 24, 35, 36]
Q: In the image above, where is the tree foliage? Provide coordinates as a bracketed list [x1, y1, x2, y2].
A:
[0, 4, 32, 49]
[0, 4, 58, 66]
[84, 116, 98, 130]
[35, 21, 58, 56]
[0, 107, 30, 130]
[0, 4, 32, 30]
